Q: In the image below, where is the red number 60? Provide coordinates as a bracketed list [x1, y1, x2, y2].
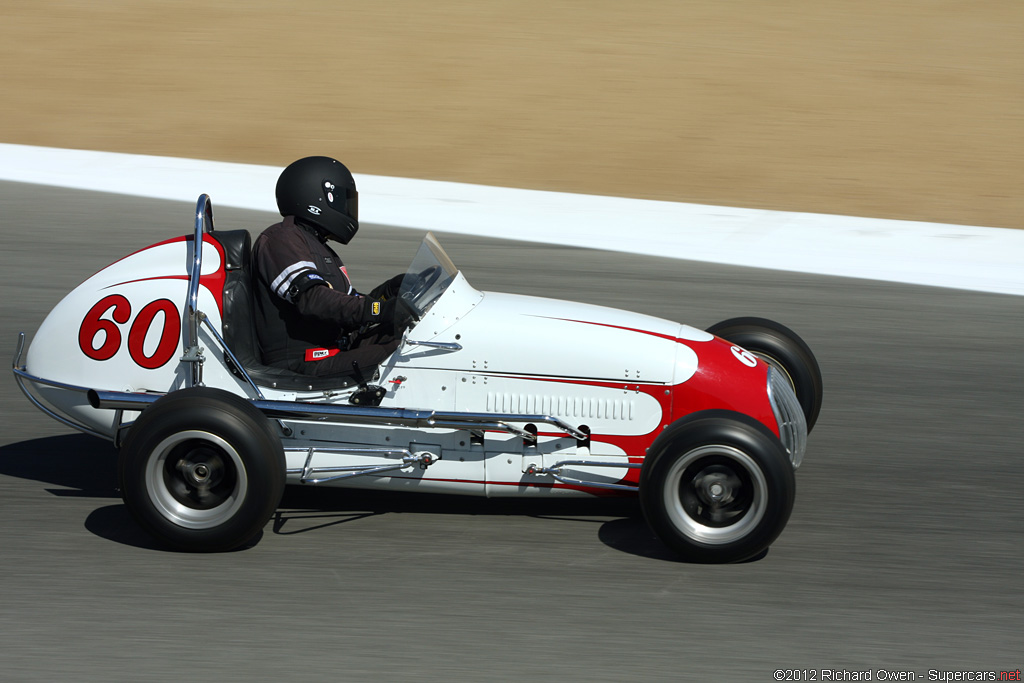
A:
[79, 294, 132, 361]
[79, 295, 182, 369]
[128, 299, 181, 369]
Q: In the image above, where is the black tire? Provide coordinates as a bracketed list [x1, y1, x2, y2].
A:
[118, 387, 285, 552]
[640, 411, 796, 563]
[706, 316, 823, 432]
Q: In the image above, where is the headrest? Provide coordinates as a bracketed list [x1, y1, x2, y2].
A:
[212, 230, 252, 271]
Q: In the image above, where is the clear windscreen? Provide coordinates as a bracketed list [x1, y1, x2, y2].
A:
[397, 232, 459, 319]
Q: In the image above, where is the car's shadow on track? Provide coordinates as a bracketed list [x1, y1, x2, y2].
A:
[274, 486, 693, 562]
[0, 433, 119, 497]
[0, 434, 165, 550]
[0, 434, 757, 562]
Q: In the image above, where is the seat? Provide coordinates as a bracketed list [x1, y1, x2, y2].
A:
[213, 230, 359, 392]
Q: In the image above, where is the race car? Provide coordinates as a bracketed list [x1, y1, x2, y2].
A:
[13, 195, 823, 562]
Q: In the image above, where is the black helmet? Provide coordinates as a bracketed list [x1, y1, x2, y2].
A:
[276, 156, 359, 244]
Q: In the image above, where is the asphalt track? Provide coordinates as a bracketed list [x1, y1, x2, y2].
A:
[1, 181, 1021, 681]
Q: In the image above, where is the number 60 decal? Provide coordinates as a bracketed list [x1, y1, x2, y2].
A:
[78, 294, 182, 369]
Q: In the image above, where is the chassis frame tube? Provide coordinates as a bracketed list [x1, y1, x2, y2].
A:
[86, 388, 587, 441]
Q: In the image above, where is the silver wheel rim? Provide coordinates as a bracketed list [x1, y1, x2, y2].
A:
[144, 430, 248, 529]
[663, 444, 768, 545]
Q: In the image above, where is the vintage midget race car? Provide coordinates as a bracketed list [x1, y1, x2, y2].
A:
[13, 196, 822, 562]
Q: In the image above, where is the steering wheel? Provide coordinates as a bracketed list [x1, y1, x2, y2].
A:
[400, 265, 442, 316]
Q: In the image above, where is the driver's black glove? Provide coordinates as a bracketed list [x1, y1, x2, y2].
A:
[359, 296, 418, 329]
[369, 274, 405, 301]
[360, 296, 392, 324]
[392, 296, 417, 331]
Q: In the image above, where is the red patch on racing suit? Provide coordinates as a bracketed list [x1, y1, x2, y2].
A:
[304, 347, 341, 362]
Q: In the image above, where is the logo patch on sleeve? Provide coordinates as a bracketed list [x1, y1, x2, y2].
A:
[372, 301, 381, 316]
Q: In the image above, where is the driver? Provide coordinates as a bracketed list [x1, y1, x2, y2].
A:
[252, 156, 411, 377]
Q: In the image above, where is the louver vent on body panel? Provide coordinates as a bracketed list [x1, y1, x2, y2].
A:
[486, 392, 635, 421]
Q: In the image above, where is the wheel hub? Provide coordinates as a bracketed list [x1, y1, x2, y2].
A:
[191, 463, 210, 482]
[145, 431, 248, 529]
[694, 466, 738, 506]
[176, 448, 225, 490]
[663, 445, 768, 545]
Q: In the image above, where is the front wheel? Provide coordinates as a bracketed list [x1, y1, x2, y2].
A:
[118, 387, 285, 552]
[640, 412, 796, 563]
[707, 317, 823, 432]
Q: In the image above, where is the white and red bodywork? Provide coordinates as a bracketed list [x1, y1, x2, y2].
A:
[21, 228, 782, 498]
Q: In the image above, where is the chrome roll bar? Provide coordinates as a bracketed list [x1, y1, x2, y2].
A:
[182, 194, 215, 388]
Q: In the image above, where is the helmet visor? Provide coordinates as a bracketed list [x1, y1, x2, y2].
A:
[323, 180, 358, 222]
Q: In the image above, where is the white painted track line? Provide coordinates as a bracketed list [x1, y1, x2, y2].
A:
[2, 143, 1021, 296]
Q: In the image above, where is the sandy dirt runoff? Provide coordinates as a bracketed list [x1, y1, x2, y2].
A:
[1, 1, 1020, 228]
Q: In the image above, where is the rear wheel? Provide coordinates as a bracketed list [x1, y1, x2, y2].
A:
[707, 317, 823, 432]
[640, 412, 795, 563]
[118, 387, 285, 552]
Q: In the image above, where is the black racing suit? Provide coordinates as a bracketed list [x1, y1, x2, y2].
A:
[252, 216, 399, 376]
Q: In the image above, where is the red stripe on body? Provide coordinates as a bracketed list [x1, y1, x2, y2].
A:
[482, 317, 778, 489]
[102, 234, 227, 315]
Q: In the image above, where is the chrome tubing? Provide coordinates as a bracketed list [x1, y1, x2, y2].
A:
[404, 339, 463, 351]
[87, 388, 589, 440]
[184, 194, 216, 387]
[12, 333, 114, 441]
[298, 461, 411, 484]
[525, 458, 642, 493]
[87, 389, 162, 411]
[426, 419, 533, 438]
[545, 473, 638, 493]
[255, 400, 588, 440]
[286, 446, 436, 484]
[426, 411, 588, 440]
[198, 313, 265, 400]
